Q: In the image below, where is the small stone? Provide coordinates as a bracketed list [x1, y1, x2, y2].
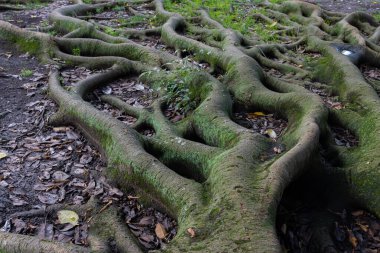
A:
[71, 168, 88, 180]
[2, 172, 11, 179]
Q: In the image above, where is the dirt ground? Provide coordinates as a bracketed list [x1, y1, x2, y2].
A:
[308, 0, 380, 13]
[0, 0, 379, 252]
[0, 1, 177, 249]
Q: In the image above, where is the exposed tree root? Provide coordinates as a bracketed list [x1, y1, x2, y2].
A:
[0, 0, 380, 252]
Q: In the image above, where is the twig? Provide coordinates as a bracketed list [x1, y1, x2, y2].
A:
[98, 200, 113, 214]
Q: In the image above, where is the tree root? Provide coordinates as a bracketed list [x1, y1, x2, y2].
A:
[0, 0, 379, 252]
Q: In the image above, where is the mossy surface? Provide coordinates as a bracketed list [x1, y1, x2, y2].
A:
[1, 0, 380, 252]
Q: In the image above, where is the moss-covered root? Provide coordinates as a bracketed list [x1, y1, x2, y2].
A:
[1, 0, 380, 252]
[0, 232, 90, 253]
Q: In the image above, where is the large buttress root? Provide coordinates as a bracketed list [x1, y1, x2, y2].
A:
[0, 0, 379, 252]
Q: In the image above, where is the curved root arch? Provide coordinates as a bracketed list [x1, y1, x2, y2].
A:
[0, 0, 379, 252]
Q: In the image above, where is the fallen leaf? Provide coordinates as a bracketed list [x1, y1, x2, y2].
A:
[57, 210, 79, 226]
[66, 130, 79, 140]
[102, 86, 112, 94]
[187, 227, 196, 238]
[264, 129, 277, 139]
[13, 219, 26, 233]
[53, 127, 70, 132]
[135, 84, 145, 91]
[357, 223, 368, 232]
[247, 112, 265, 119]
[273, 146, 283, 154]
[347, 229, 358, 248]
[0, 220, 11, 232]
[269, 21, 278, 27]
[127, 195, 139, 199]
[53, 171, 70, 182]
[9, 195, 28, 206]
[139, 216, 155, 226]
[155, 223, 167, 239]
[0, 152, 7, 160]
[38, 192, 59, 204]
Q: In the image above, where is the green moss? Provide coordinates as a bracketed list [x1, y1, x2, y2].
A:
[16, 37, 41, 54]
[373, 12, 380, 22]
[118, 15, 147, 28]
[149, 14, 168, 27]
[313, 55, 344, 90]
[103, 27, 120, 36]
[72, 47, 81, 56]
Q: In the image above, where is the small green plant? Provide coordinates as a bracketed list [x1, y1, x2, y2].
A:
[374, 12, 380, 22]
[163, 0, 281, 40]
[24, 0, 48, 10]
[20, 68, 33, 78]
[118, 15, 147, 28]
[104, 27, 120, 36]
[72, 48, 81, 56]
[112, 5, 124, 12]
[140, 62, 203, 116]
[269, 0, 285, 3]
[48, 30, 57, 36]
[149, 14, 167, 27]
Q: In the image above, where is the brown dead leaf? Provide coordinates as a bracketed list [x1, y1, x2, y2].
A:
[247, 112, 265, 119]
[187, 227, 196, 238]
[347, 229, 358, 248]
[155, 223, 167, 239]
[357, 223, 369, 232]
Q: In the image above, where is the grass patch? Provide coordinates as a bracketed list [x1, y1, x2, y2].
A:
[140, 60, 206, 116]
[163, 0, 283, 42]
[20, 68, 33, 78]
[72, 48, 81, 56]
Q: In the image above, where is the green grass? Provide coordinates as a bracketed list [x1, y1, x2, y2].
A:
[19, 0, 49, 10]
[20, 68, 33, 78]
[72, 48, 81, 56]
[103, 27, 120, 36]
[163, 0, 284, 42]
[374, 12, 380, 22]
[140, 60, 203, 115]
[118, 15, 147, 28]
